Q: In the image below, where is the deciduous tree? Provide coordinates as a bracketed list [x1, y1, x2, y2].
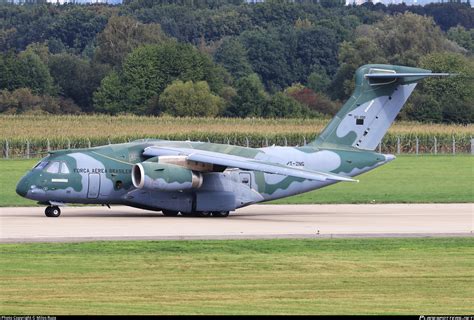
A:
[94, 15, 167, 67]
[49, 53, 110, 112]
[158, 80, 224, 117]
[214, 37, 253, 80]
[263, 92, 309, 118]
[93, 41, 225, 114]
[0, 50, 55, 95]
[225, 74, 268, 117]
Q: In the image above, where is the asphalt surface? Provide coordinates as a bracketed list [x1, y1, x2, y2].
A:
[0, 204, 472, 243]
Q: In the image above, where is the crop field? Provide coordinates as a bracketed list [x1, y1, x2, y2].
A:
[0, 238, 472, 315]
[1, 115, 473, 157]
[2, 114, 473, 138]
[1, 155, 472, 207]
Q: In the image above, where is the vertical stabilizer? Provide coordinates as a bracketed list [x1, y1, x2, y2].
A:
[312, 64, 449, 150]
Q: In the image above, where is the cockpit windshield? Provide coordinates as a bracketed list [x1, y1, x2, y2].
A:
[60, 162, 70, 174]
[33, 161, 49, 170]
[45, 162, 60, 173]
[41, 161, 70, 174]
[33, 157, 70, 174]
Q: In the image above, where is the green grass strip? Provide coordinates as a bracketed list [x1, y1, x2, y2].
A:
[1, 238, 473, 315]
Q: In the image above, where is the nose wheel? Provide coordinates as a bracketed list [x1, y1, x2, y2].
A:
[45, 206, 61, 217]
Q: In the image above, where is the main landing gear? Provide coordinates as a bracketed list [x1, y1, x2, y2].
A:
[162, 210, 230, 218]
[210, 211, 230, 218]
[45, 206, 61, 217]
[162, 209, 180, 217]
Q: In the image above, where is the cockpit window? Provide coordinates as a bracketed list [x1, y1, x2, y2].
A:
[45, 162, 60, 174]
[60, 162, 70, 174]
[33, 161, 49, 170]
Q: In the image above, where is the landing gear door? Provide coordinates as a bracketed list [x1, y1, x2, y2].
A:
[87, 173, 100, 198]
[239, 172, 252, 189]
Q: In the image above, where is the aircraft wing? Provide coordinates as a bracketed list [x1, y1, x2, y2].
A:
[365, 73, 452, 79]
[143, 146, 357, 183]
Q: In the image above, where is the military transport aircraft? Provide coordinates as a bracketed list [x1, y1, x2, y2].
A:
[16, 64, 450, 217]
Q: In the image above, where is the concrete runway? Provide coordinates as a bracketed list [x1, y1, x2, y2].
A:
[0, 204, 472, 243]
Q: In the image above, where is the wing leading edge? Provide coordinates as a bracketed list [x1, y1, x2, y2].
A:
[143, 146, 358, 183]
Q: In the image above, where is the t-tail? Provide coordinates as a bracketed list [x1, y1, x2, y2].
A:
[312, 64, 451, 150]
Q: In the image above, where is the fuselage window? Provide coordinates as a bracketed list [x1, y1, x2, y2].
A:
[45, 161, 60, 174]
[60, 162, 70, 174]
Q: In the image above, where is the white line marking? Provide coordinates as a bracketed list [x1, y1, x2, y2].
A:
[51, 178, 68, 183]
[364, 100, 375, 113]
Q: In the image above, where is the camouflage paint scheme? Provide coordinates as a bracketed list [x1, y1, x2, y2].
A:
[16, 64, 447, 215]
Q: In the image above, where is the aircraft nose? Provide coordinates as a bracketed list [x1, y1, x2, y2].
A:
[16, 175, 29, 198]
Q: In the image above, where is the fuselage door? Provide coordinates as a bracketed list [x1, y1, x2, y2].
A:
[87, 173, 100, 199]
[239, 172, 252, 189]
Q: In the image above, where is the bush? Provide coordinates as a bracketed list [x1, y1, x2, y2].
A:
[0, 88, 80, 115]
[158, 80, 224, 117]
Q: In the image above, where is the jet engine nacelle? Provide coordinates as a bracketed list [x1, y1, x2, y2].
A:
[131, 162, 203, 192]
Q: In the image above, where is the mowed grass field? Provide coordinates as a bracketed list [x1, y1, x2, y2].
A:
[1, 238, 473, 315]
[1, 155, 472, 207]
[271, 155, 474, 204]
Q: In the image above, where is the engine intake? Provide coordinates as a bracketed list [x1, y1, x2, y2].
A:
[132, 162, 202, 191]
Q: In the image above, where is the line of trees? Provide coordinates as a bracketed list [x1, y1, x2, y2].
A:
[0, 1, 472, 123]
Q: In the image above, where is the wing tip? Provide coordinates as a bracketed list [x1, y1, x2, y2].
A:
[326, 176, 358, 183]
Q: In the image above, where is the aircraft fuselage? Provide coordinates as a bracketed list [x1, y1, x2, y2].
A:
[16, 140, 393, 214]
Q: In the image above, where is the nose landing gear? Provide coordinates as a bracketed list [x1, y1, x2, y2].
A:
[45, 206, 61, 217]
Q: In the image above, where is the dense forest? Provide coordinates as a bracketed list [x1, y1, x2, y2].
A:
[0, 0, 473, 123]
